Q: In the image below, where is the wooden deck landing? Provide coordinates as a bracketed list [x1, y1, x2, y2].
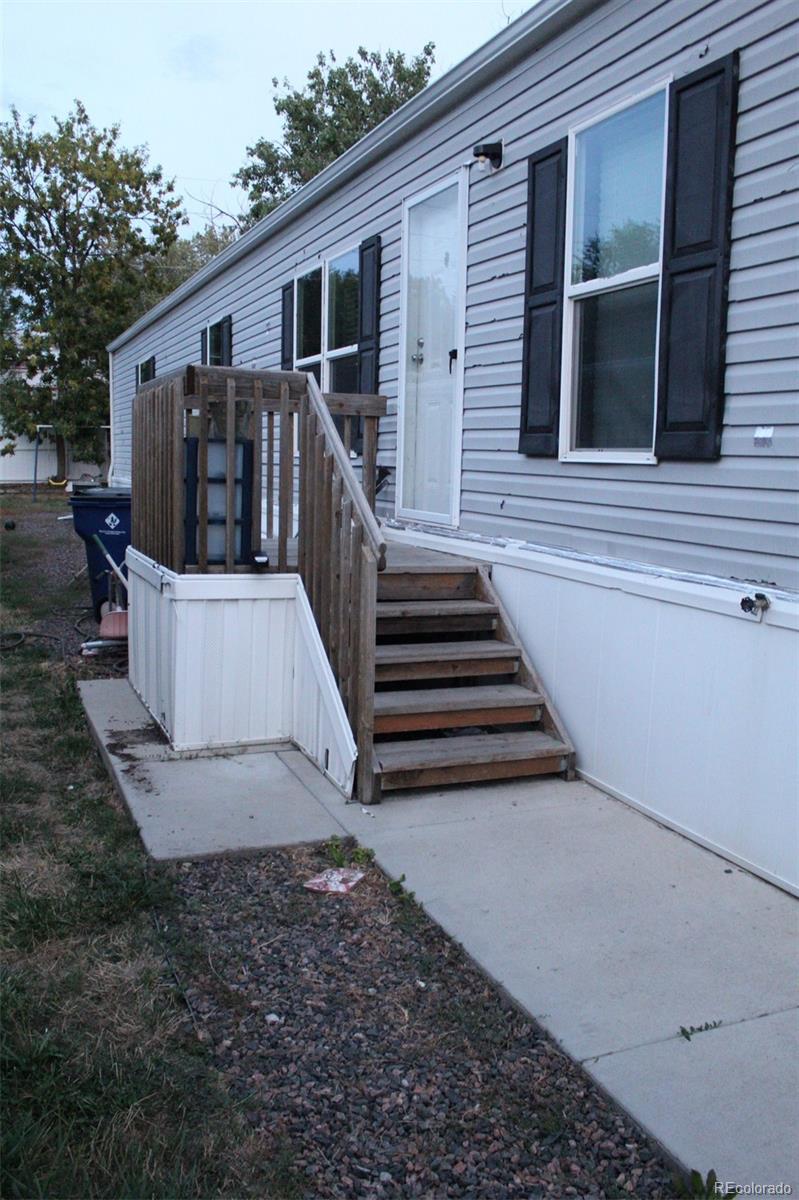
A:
[259, 537, 475, 574]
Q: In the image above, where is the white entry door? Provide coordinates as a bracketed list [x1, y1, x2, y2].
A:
[398, 174, 465, 524]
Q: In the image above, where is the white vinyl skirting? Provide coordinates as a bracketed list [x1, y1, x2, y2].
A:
[126, 547, 356, 796]
[385, 528, 799, 896]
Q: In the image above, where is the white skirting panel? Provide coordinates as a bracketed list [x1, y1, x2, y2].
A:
[126, 548, 356, 795]
[386, 529, 799, 896]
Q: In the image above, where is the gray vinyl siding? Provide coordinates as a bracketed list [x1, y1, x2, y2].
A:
[111, 0, 799, 588]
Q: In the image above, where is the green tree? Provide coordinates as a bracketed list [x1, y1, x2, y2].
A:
[233, 44, 435, 224]
[140, 221, 238, 311]
[0, 102, 183, 476]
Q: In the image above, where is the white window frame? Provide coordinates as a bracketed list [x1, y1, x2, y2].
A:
[137, 355, 155, 385]
[293, 243, 360, 390]
[203, 316, 229, 367]
[558, 80, 671, 465]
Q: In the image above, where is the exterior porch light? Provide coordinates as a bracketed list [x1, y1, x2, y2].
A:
[473, 140, 503, 171]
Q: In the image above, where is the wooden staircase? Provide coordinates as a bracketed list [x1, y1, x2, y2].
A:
[369, 555, 574, 800]
[134, 364, 575, 804]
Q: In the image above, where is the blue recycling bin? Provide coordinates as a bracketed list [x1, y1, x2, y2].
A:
[69, 486, 131, 619]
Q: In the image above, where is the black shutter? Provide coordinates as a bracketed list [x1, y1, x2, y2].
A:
[200, 327, 208, 365]
[281, 282, 294, 370]
[134, 364, 139, 390]
[655, 52, 739, 461]
[519, 139, 567, 456]
[220, 315, 233, 366]
[357, 234, 381, 394]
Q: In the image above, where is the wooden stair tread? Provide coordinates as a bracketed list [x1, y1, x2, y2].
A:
[381, 562, 479, 575]
[376, 730, 570, 771]
[375, 640, 518, 664]
[377, 599, 497, 618]
[374, 684, 540, 716]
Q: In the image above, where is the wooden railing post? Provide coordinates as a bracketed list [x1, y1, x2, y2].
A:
[329, 466, 343, 678]
[198, 376, 209, 572]
[225, 378, 236, 572]
[347, 520, 363, 732]
[338, 495, 353, 711]
[278, 381, 292, 572]
[362, 416, 378, 513]
[297, 392, 308, 578]
[356, 543, 378, 803]
[312, 430, 325, 617]
[319, 450, 333, 648]
[251, 379, 264, 563]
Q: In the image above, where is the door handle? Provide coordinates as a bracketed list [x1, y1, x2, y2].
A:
[448, 348, 458, 374]
[411, 352, 424, 364]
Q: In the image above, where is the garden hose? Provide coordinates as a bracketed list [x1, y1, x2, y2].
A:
[0, 631, 66, 661]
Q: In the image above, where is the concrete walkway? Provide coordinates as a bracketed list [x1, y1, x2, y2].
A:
[81, 679, 799, 1191]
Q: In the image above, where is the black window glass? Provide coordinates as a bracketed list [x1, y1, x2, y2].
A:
[208, 322, 223, 366]
[574, 281, 658, 450]
[329, 353, 358, 394]
[328, 250, 359, 350]
[296, 268, 322, 360]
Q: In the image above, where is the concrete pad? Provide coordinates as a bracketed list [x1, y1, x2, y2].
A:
[333, 780, 798, 1061]
[80, 680, 345, 859]
[327, 778, 799, 1184]
[590, 1008, 799, 1189]
[80, 680, 799, 1183]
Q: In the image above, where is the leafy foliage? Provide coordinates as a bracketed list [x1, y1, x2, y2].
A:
[234, 44, 435, 224]
[139, 221, 238, 312]
[0, 102, 183, 471]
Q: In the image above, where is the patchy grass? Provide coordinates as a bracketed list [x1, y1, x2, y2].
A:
[0, 497, 276, 1198]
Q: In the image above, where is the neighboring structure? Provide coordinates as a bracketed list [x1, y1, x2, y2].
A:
[108, 0, 799, 894]
[0, 427, 108, 486]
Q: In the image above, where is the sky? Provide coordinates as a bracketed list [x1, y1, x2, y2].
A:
[1, 0, 538, 234]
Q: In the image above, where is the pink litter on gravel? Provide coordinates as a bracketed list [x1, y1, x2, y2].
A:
[303, 867, 365, 894]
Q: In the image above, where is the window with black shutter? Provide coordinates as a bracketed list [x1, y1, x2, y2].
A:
[201, 315, 233, 366]
[519, 52, 738, 463]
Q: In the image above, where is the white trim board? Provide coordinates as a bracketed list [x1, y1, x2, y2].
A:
[383, 525, 799, 629]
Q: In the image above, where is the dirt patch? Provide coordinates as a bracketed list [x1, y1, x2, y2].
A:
[106, 723, 169, 763]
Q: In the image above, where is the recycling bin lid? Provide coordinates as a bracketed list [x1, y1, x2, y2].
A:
[70, 485, 131, 502]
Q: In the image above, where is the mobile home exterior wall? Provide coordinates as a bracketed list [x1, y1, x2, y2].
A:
[109, 0, 798, 588]
[109, 0, 799, 892]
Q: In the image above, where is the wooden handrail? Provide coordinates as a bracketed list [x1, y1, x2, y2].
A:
[304, 373, 386, 571]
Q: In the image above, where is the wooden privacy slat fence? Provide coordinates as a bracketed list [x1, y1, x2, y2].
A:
[132, 364, 387, 799]
[132, 364, 385, 575]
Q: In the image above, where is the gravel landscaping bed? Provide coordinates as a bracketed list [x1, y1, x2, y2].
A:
[166, 842, 678, 1199]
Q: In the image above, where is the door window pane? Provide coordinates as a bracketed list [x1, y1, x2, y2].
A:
[402, 183, 459, 516]
[328, 250, 359, 350]
[574, 281, 658, 450]
[296, 268, 322, 360]
[572, 92, 665, 283]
